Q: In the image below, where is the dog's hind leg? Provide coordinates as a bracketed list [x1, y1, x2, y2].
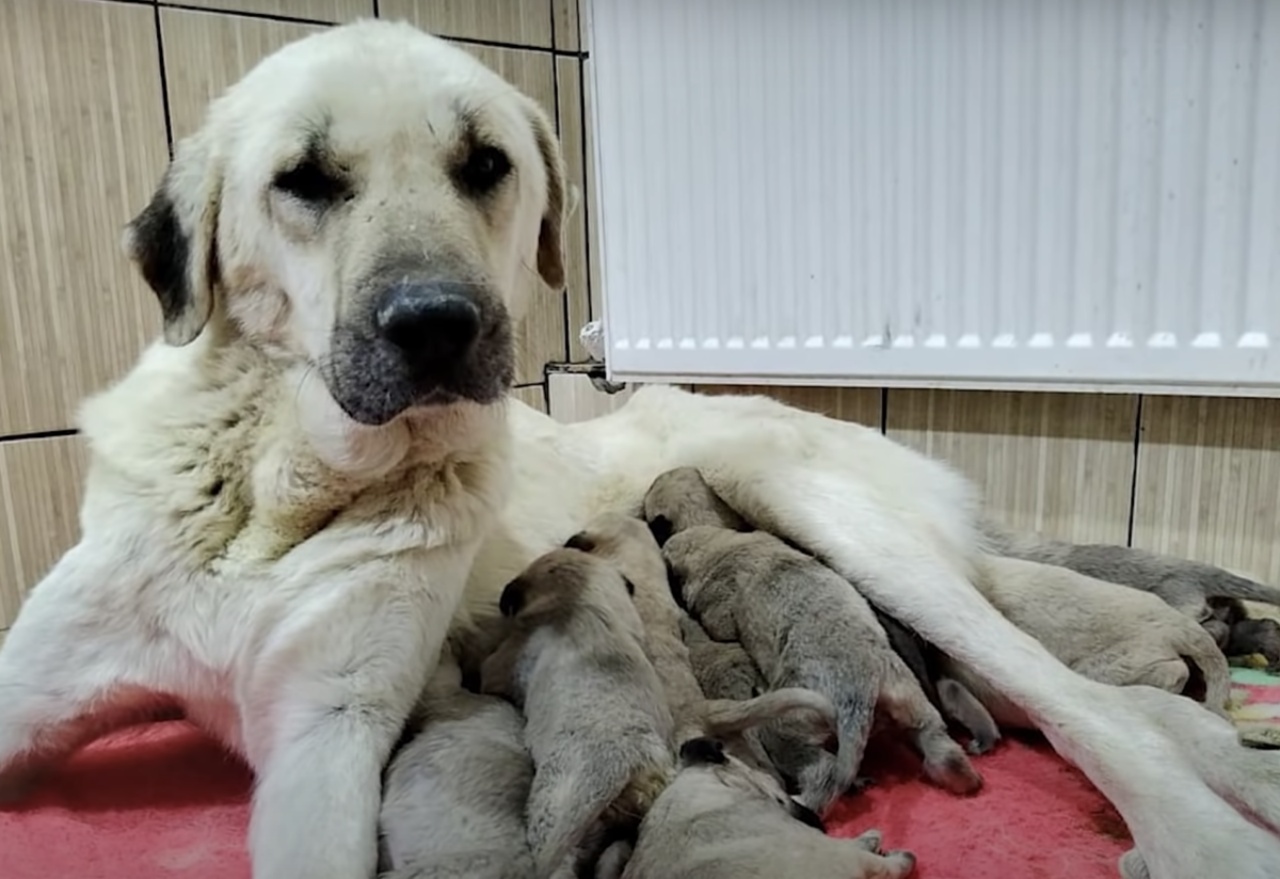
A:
[524, 753, 627, 879]
[0, 542, 175, 802]
[878, 658, 982, 794]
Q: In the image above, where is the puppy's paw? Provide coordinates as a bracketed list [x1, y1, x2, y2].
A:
[925, 747, 983, 796]
[964, 732, 1001, 756]
[850, 829, 883, 852]
[882, 849, 917, 878]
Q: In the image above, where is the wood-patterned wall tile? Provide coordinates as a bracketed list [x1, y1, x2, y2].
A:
[556, 57, 590, 360]
[161, 9, 325, 141]
[380, 0, 553, 48]
[510, 382, 547, 414]
[0, 0, 168, 435]
[1132, 396, 1280, 581]
[463, 44, 566, 380]
[692, 385, 883, 427]
[0, 435, 89, 628]
[886, 390, 1137, 544]
[551, 0, 578, 50]
[167, 0, 373, 22]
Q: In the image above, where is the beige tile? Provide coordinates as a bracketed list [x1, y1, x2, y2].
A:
[693, 385, 883, 428]
[556, 58, 590, 360]
[551, 0, 578, 50]
[0, 0, 169, 435]
[380, 0, 553, 48]
[1132, 396, 1280, 581]
[510, 382, 547, 413]
[461, 44, 566, 380]
[168, 0, 373, 22]
[0, 435, 89, 628]
[547, 373, 695, 423]
[886, 390, 1137, 544]
[161, 9, 325, 141]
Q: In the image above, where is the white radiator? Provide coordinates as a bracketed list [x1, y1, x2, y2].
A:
[584, 0, 1280, 395]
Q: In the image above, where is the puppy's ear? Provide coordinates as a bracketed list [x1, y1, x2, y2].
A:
[665, 557, 688, 610]
[523, 100, 566, 290]
[499, 577, 527, 618]
[124, 131, 222, 346]
[648, 515, 674, 548]
[564, 531, 596, 552]
[678, 737, 727, 766]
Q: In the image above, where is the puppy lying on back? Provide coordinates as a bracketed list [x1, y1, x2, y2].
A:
[647, 467, 998, 756]
[939, 555, 1233, 729]
[481, 548, 674, 879]
[665, 525, 982, 813]
[621, 737, 917, 879]
[378, 652, 535, 879]
[564, 512, 836, 746]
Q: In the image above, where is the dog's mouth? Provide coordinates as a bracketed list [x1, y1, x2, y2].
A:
[323, 299, 515, 426]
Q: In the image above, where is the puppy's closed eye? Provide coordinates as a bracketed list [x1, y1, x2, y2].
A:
[623, 577, 636, 597]
[564, 532, 596, 552]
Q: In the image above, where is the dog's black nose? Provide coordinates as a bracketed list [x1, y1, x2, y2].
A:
[374, 281, 481, 363]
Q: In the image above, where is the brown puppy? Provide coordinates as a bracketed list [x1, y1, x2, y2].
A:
[480, 548, 674, 879]
[940, 556, 1234, 728]
[564, 512, 836, 749]
[665, 525, 982, 813]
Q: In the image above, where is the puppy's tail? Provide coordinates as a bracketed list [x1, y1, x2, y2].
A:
[701, 687, 836, 739]
[1196, 565, 1280, 607]
[796, 683, 876, 814]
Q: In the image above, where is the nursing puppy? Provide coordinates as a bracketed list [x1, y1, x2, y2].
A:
[984, 522, 1280, 666]
[564, 512, 836, 747]
[621, 737, 916, 879]
[679, 614, 838, 791]
[938, 556, 1233, 729]
[379, 655, 535, 879]
[480, 548, 674, 879]
[664, 525, 982, 812]
[647, 467, 997, 754]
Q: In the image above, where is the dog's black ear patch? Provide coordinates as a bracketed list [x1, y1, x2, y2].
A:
[647, 515, 674, 547]
[564, 532, 595, 552]
[679, 737, 727, 766]
[499, 579, 526, 617]
[622, 576, 636, 597]
[789, 800, 826, 832]
[128, 186, 193, 333]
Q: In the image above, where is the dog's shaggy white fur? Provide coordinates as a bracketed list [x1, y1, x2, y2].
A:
[1, 18, 1279, 879]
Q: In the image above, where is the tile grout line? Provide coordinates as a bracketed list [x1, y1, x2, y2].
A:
[153, 3, 176, 155]
[1125, 394, 1145, 548]
[0, 429, 80, 445]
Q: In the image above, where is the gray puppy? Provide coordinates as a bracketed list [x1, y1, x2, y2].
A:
[378, 654, 535, 879]
[621, 737, 916, 879]
[480, 547, 674, 879]
[664, 525, 983, 813]
[984, 520, 1280, 665]
[648, 467, 998, 755]
[564, 512, 836, 746]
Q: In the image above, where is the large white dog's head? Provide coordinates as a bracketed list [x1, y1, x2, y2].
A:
[124, 20, 566, 425]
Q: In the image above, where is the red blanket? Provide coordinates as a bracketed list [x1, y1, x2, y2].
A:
[0, 722, 1128, 878]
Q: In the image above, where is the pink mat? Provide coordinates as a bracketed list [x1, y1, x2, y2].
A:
[0, 721, 1128, 878]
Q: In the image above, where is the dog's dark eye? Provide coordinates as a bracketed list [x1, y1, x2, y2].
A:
[272, 160, 348, 205]
[457, 146, 511, 194]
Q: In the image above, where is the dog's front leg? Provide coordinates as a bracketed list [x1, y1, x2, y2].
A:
[242, 554, 468, 879]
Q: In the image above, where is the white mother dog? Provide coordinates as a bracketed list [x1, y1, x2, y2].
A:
[0, 19, 1276, 879]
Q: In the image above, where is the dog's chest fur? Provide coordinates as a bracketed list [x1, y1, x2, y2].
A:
[78, 338, 506, 574]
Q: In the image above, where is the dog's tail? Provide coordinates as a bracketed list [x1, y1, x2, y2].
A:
[700, 687, 836, 739]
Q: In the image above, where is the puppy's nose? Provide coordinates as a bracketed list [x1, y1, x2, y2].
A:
[374, 281, 481, 363]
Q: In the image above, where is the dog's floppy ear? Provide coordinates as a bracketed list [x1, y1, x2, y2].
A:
[524, 100, 566, 290]
[499, 577, 528, 617]
[679, 737, 727, 766]
[123, 131, 222, 346]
